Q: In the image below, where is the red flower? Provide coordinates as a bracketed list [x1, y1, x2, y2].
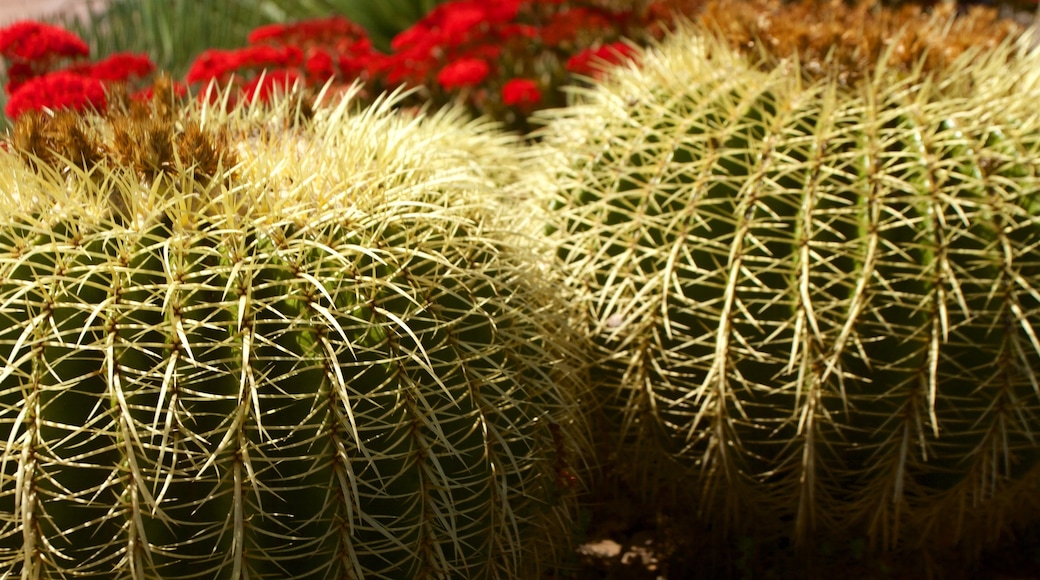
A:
[539, 7, 615, 47]
[246, 22, 289, 45]
[392, 0, 522, 55]
[436, 57, 490, 90]
[0, 21, 88, 62]
[248, 16, 369, 50]
[422, 0, 521, 30]
[483, 0, 523, 22]
[440, 5, 488, 39]
[69, 52, 154, 82]
[342, 51, 386, 82]
[242, 68, 302, 103]
[305, 50, 336, 82]
[236, 45, 304, 69]
[242, 16, 377, 87]
[4, 62, 36, 93]
[501, 78, 541, 107]
[390, 24, 434, 53]
[462, 44, 502, 63]
[185, 49, 241, 84]
[566, 41, 638, 77]
[5, 71, 106, 118]
[185, 45, 303, 85]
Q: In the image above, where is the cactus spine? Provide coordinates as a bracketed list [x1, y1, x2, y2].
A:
[0, 86, 586, 578]
[535, 24, 1040, 558]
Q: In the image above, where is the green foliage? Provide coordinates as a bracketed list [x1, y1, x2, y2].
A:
[47, 1, 281, 78]
[535, 22, 1040, 566]
[0, 86, 588, 578]
[25, 0, 451, 85]
[258, 0, 449, 52]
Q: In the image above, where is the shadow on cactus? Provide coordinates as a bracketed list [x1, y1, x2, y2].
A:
[0, 83, 588, 578]
[534, 15, 1040, 572]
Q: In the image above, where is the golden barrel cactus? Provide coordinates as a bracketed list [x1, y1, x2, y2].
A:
[535, 18, 1040, 563]
[0, 85, 587, 579]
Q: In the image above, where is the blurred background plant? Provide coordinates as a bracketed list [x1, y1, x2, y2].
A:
[0, 0, 444, 122]
[1, 0, 454, 77]
[261, 0, 451, 52]
[2, 0, 1036, 130]
[0, 0, 707, 132]
[180, 0, 697, 133]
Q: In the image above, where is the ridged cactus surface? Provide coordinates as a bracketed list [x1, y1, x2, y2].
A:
[0, 87, 586, 578]
[535, 26, 1040, 554]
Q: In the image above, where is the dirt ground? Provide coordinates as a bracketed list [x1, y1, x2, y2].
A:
[567, 488, 1040, 579]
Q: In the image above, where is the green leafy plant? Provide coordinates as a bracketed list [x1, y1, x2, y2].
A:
[534, 13, 1040, 572]
[0, 84, 588, 578]
[35, 1, 279, 79]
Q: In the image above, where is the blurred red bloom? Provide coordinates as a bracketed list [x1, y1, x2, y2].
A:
[185, 45, 304, 85]
[237, 45, 304, 69]
[305, 50, 336, 82]
[391, 0, 523, 57]
[565, 41, 638, 76]
[390, 24, 435, 54]
[0, 21, 88, 62]
[246, 21, 290, 45]
[68, 52, 154, 82]
[341, 51, 386, 82]
[5, 71, 106, 119]
[248, 16, 370, 50]
[538, 7, 616, 47]
[4, 62, 36, 93]
[501, 78, 541, 106]
[441, 5, 488, 39]
[436, 58, 490, 89]
[185, 50, 240, 84]
[246, 16, 377, 86]
[424, 0, 521, 30]
[243, 68, 303, 102]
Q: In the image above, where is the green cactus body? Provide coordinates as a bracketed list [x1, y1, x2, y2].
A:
[0, 89, 586, 578]
[536, 28, 1040, 554]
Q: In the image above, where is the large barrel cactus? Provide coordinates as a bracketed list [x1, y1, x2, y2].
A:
[535, 22, 1040, 560]
[0, 85, 587, 578]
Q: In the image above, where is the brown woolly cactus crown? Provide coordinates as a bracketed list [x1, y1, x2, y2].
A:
[10, 76, 233, 177]
[694, 0, 1028, 83]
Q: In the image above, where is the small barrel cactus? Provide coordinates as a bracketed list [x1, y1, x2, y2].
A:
[0, 85, 587, 578]
[535, 20, 1040, 562]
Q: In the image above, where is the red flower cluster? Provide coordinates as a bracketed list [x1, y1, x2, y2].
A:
[68, 52, 156, 82]
[535, 5, 621, 48]
[565, 41, 639, 77]
[177, 1, 682, 130]
[0, 21, 87, 62]
[185, 16, 379, 104]
[243, 68, 303, 103]
[501, 78, 541, 107]
[436, 57, 491, 90]
[363, 0, 670, 131]
[1, 2, 687, 127]
[0, 21, 154, 118]
[4, 71, 106, 118]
